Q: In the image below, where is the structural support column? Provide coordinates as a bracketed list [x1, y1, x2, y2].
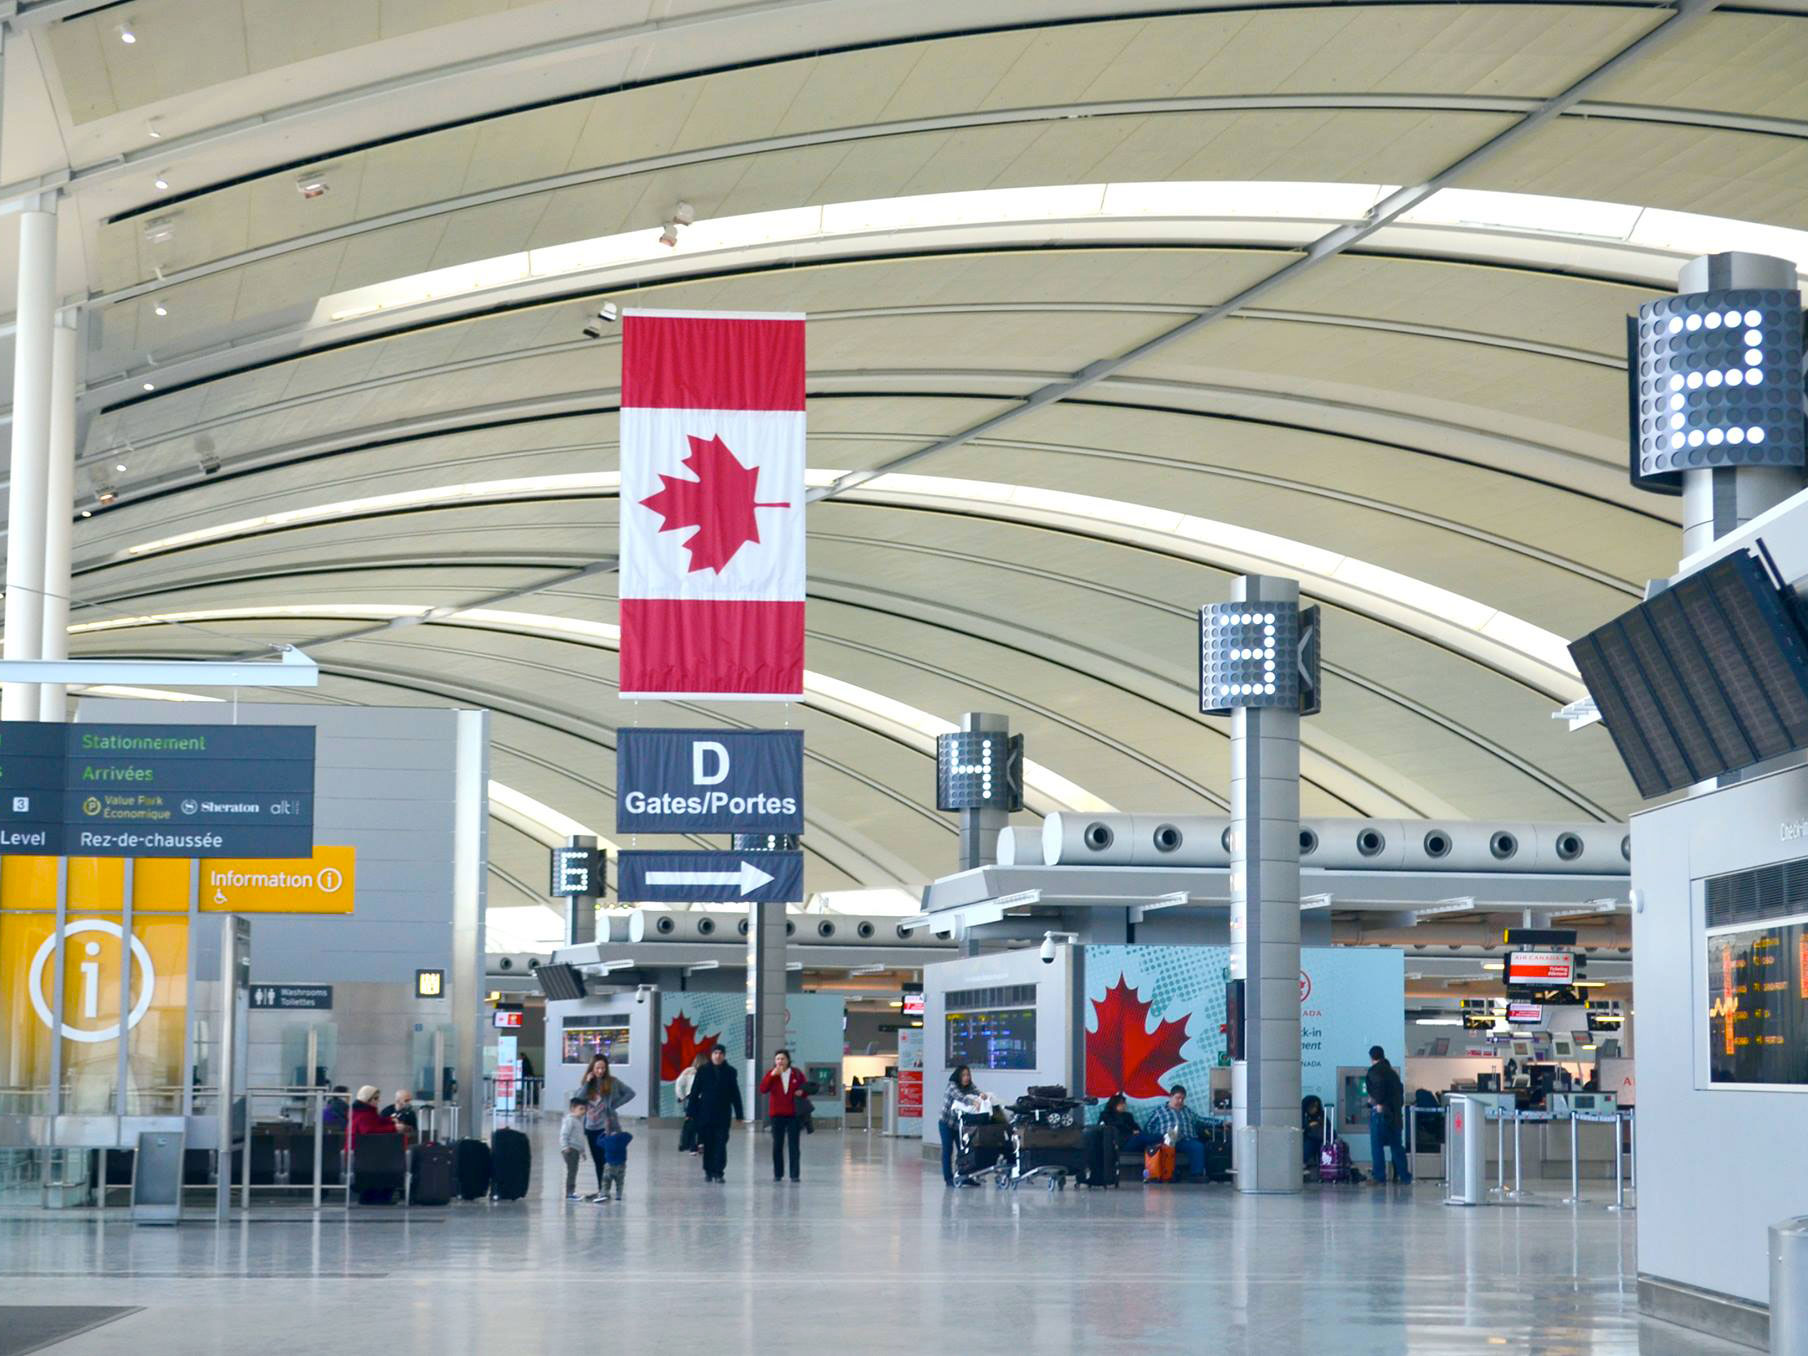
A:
[37, 316, 76, 721]
[3, 197, 58, 720]
[1228, 574, 1303, 1194]
[956, 711, 1008, 872]
[746, 897, 787, 1122]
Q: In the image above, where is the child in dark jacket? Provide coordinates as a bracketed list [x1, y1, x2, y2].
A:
[597, 1130, 633, 1201]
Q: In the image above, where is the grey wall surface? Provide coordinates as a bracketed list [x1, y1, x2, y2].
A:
[75, 700, 489, 1126]
[921, 946, 1078, 1143]
[1633, 764, 1808, 1308]
[247, 984, 459, 1105]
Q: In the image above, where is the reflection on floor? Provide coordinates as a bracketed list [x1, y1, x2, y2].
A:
[0, 1119, 1755, 1354]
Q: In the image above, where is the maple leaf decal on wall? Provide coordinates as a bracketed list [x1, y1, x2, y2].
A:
[637, 434, 791, 573]
[1085, 977, 1191, 1098]
[660, 1013, 720, 1081]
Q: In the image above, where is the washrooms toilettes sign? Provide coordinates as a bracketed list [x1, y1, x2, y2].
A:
[616, 728, 803, 834]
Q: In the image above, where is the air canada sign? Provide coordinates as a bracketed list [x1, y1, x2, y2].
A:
[616, 729, 803, 835]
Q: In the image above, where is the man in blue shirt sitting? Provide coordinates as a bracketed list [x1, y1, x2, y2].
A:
[1123, 1084, 1209, 1179]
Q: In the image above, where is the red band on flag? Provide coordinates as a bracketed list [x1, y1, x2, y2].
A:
[619, 598, 804, 697]
[622, 313, 804, 411]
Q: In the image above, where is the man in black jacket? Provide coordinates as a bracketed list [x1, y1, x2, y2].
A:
[686, 1046, 744, 1183]
[1366, 1046, 1411, 1185]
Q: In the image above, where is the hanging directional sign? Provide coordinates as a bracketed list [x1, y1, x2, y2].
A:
[616, 849, 803, 904]
[616, 728, 803, 835]
[0, 722, 316, 858]
[250, 984, 333, 1011]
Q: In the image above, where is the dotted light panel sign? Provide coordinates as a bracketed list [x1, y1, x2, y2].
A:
[934, 732, 1024, 812]
[1632, 287, 1804, 485]
[1199, 603, 1301, 714]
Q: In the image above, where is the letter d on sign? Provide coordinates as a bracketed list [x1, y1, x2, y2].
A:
[692, 740, 730, 786]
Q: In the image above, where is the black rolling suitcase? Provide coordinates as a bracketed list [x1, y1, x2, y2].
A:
[1082, 1123, 1120, 1187]
[454, 1139, 492, 1200]
[1015, 1123, 1086, 1183]
[410, 1143, 455, 1205]
[350, 1134, 406, 1203]
[490, 1127, 531, 1200]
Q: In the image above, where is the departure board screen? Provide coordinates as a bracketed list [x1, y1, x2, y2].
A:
[562, 1022, 630, 1067]
[945, 1007, 1037, 1070]
[1707, 922, 1808, 1084]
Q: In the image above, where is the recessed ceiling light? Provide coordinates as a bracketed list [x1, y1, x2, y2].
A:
[296, 172, 330, 200]
[145, 119, 161, 140]
[152, 302, 167, 317]
[118, 21, 136, 44]
[141, 381, 156, 392]
[115, 463, 128, 473]
[80, 509, 92, 518]
[153, 173, 169, 192]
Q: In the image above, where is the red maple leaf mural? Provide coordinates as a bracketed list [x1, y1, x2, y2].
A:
[637, 434, 790, 573]
[1085, 977, 1191, 1098]
[660, 1013, 720, 1081]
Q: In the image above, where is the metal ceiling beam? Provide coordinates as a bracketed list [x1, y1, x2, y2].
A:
[807, 0, 1723, 505]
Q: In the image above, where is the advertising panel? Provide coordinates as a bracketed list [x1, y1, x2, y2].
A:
[897, 1027, 924, 1122]
[659, 992, 746, 1116]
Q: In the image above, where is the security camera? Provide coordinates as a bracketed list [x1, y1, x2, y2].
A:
[658, 222, 680, 248]
[635, 983, 654, 1005]
[1039, 935, 1056, 964]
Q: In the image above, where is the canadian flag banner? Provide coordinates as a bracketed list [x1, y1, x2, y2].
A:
[619, 309, 805, 699]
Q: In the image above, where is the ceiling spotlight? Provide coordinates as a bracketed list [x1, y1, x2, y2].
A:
[96, 486, 118, 506]
[146, 119, 162, 140]
[296, 171, 330, 200]
[580, 303, 620, 339]
[80, 509, 92, 518]
[118, 20, 136, 44]
[115, 462, 128, 473]
[658, 222, 679, 247]
[152, 173, 169, 192]
[141, 381, 156, 392]
[198, 454, 221, 476]
[152, 302, 167, 317]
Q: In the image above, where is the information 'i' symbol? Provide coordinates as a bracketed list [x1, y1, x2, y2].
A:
[81, 941, 101, 1020]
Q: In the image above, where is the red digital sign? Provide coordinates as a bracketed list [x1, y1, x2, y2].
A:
[1507, 951, 1573, 985]
[493, 1008, 523, 1029]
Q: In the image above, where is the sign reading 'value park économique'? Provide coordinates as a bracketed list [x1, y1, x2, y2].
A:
[616, 728, 802, 835]
[0, 723, 316, 858]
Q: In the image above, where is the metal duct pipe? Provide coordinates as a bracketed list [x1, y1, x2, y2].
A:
[620, 910, 950, 947]
[997, 825, 1045, 866]
[1041, 814, 1628, 873]
[626, 909, 732, 943]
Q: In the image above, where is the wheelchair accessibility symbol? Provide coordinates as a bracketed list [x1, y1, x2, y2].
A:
[28, 919, 157, 1042]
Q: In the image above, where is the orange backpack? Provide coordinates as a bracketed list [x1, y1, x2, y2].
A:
[1143, 1143, 1176, 1182]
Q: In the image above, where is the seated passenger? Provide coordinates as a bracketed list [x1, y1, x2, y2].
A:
[1098, 1093, 1141, 1143]
[1123, 1085, 1210, 1179]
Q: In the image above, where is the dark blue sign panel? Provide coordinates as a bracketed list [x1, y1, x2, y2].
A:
[616, 850, 803, 904]
[250, 984, 333, 1011]
[0, 722, 316, 858]
[616, 728, 803, 835]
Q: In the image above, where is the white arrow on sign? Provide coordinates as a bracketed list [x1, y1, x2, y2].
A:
[645, 860, 775, 896]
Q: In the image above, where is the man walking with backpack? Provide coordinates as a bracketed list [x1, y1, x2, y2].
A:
[1366, 1046, 1411, 1185]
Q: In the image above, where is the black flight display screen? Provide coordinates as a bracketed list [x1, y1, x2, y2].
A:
[1708, 921, 1808, 1084]
[945, 1006, 1037, 1070]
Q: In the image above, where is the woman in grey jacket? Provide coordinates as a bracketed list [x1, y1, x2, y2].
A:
[577, 1055, 636, 1199]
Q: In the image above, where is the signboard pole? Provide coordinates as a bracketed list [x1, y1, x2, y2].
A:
[568, 834, 598, 945]
[115, 858, 135, 1136]
[180, 861, 198, 1122]
[956, 712, 1009, 874]
[747, 899, 787, 1125]
[42, 857, 67, 1201]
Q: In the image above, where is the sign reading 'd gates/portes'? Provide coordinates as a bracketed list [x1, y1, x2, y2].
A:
[0, 722, 316, 858]
[616, 728, 803, 835]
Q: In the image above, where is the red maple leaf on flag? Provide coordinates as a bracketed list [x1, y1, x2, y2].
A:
[637, 434, 790, 573]
[660, 1013, 720, 1081]
[1085, 977, 1191, 1098]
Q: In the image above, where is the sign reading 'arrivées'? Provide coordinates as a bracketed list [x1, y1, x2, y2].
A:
[616, 728, 802, 835]
[0, 722, 315, 858]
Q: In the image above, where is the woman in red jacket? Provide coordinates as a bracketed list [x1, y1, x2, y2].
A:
[759, 1050, 806, 1183]
[347, 1085, 399, 1203]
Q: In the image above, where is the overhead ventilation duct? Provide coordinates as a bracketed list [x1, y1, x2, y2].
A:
[620, 910, 949, 946]
[997, 825, 1045, 866]
[1038, 815, 1628, 873]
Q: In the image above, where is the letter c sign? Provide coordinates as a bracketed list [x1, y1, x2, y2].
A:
[692, 740, 729, 786]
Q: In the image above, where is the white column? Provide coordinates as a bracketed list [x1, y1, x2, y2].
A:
[3, 199, 58, 720]
[38, 317, 76, 721]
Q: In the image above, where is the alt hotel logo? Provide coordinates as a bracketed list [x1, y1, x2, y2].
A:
[1781, 819, 1808, 842]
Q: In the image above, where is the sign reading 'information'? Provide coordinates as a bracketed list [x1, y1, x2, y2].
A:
[0, 723, 316, 858]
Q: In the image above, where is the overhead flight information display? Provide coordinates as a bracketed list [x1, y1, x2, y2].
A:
[944, 1006, 1037, 1070]
[1708, 920, 1808, 1085]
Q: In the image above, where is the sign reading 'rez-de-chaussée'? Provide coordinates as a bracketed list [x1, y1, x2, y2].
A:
[616, 728, 802, 835]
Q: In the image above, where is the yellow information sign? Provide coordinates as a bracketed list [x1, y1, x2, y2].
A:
[197, 845, 355, 914]
[0, 847, 355, 914]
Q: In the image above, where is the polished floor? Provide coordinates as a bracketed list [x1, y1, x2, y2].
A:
[0, 1120, 1753, 1354]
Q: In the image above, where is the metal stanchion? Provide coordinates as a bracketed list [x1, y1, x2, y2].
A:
[1562, 1112, 1581, 1205]
[1607, 1113, 1627, 1212]
[312, 1091, 324, 1211]
[1509, 1112, 1523, 1198]
[1494, 1110, 1506, 1195]
[1626, 1107, 1636, 1189]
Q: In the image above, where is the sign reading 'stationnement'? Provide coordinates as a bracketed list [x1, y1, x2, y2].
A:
[0, 723, 316, 858]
